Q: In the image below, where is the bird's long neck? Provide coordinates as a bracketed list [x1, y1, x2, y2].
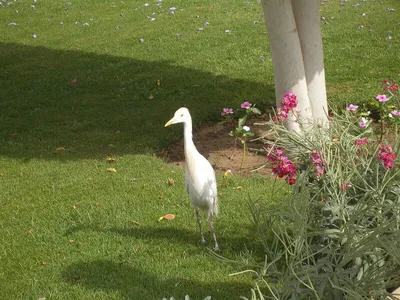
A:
[183, 117, 195, 151]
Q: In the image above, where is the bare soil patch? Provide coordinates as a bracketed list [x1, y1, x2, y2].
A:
[161, 120, 272, 176]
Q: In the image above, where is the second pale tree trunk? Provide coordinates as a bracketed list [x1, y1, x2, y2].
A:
[262, 0, 328, 132]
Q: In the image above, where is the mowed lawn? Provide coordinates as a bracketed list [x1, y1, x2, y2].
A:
[0, 0, 399, 299]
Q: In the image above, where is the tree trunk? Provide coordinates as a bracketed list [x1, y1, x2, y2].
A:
[292, 0, 329, 126]
[261, 0, 328, 130]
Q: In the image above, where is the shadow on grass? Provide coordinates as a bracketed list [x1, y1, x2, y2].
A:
[62, 259, 252, 299]
[0, 42, 275, 160]
[65, 223, 261, 254]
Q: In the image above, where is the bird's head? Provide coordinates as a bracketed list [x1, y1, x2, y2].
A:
[165, 107, 191, 127]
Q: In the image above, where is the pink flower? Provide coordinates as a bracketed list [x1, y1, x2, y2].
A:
[281, 91, 297, 109]
[265, 145, 296, 185]
[346, 104, 359, 111]
[240, 101, 252, 109]
[221, 108, 233, 116]
[71, 79, 77, 84]
[377, 144, 397, 169]
[389, 84, 399, 92]
[315, 167, 324, 176]
[392, 110, 400, 116]
[311, 150, 325, 176]
[340, 180, 352, 191]
[273, 91, 298, 122]
[376, 94, 388, 102]
[355, 138, 368, 146]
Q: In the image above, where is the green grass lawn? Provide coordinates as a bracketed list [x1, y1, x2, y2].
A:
[0, 0, 399, 299]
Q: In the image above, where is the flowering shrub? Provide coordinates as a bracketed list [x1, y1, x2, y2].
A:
[231, 82, 400, 299]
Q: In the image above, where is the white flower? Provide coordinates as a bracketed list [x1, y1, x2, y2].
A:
[243, 126, 250, 131]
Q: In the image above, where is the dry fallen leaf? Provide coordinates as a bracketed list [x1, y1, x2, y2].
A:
[156, 79, 161, 86]
[157, 195, 165, 199]
[107, 168, 117, 173]
[158, 213, 176, 221]
[56, 147, 66, 151]
[164, 213, 175, 220]
[168, 178, 174, 185]
[10, 133, 18, 136]
[40, 261, 47, 266]
[106, 157, 116, 163]
[73, 203, 79, 209]
[232, 186, 243, 190]
[148, 94, 154, 100]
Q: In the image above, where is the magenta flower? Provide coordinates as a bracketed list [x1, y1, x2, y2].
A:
[346, 104, 359, 111]
[311, 150, 325, 177]
[376, 94, 388, 102]
[355, 138, 368, 146]
[392, 110, 400, 116]
[273, 91, 298, 122]
[265, 145, 296, 185]
[221, 108, 233, 116]
[240, 101, 252, 109]
[377, 144, 397, 169]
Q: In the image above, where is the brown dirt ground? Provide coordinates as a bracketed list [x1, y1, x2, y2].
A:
[160, 118, 273, 176]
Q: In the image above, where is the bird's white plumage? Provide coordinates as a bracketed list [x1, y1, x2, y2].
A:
[184, 148, 218, 217]
[165, 107, 219, 250]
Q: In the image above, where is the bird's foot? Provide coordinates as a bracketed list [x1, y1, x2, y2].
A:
[201, 238, 207, 246]
[213, 244, 220, 252]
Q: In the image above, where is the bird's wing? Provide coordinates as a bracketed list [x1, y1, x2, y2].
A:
[184, 165, 190, 193]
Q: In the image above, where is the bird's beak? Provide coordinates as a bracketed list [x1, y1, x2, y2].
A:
[164, 118, 175, 127]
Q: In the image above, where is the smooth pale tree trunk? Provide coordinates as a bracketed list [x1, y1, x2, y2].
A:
[292, 0, 328, 126]
[262, 0, 329, 131]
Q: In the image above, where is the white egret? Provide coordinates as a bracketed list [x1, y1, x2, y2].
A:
[165, 107, 220, 251]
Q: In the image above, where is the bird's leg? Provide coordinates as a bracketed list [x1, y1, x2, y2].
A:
[195, 210, 206, 246]
[209, 214, 220, 252]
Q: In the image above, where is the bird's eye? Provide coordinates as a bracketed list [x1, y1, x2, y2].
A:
[181, 114, 184, 117]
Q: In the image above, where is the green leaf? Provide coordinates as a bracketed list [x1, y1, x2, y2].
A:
[251, 107, 262, 115]
[243, 132, 255, 137]
[238, 115, 247, 127]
